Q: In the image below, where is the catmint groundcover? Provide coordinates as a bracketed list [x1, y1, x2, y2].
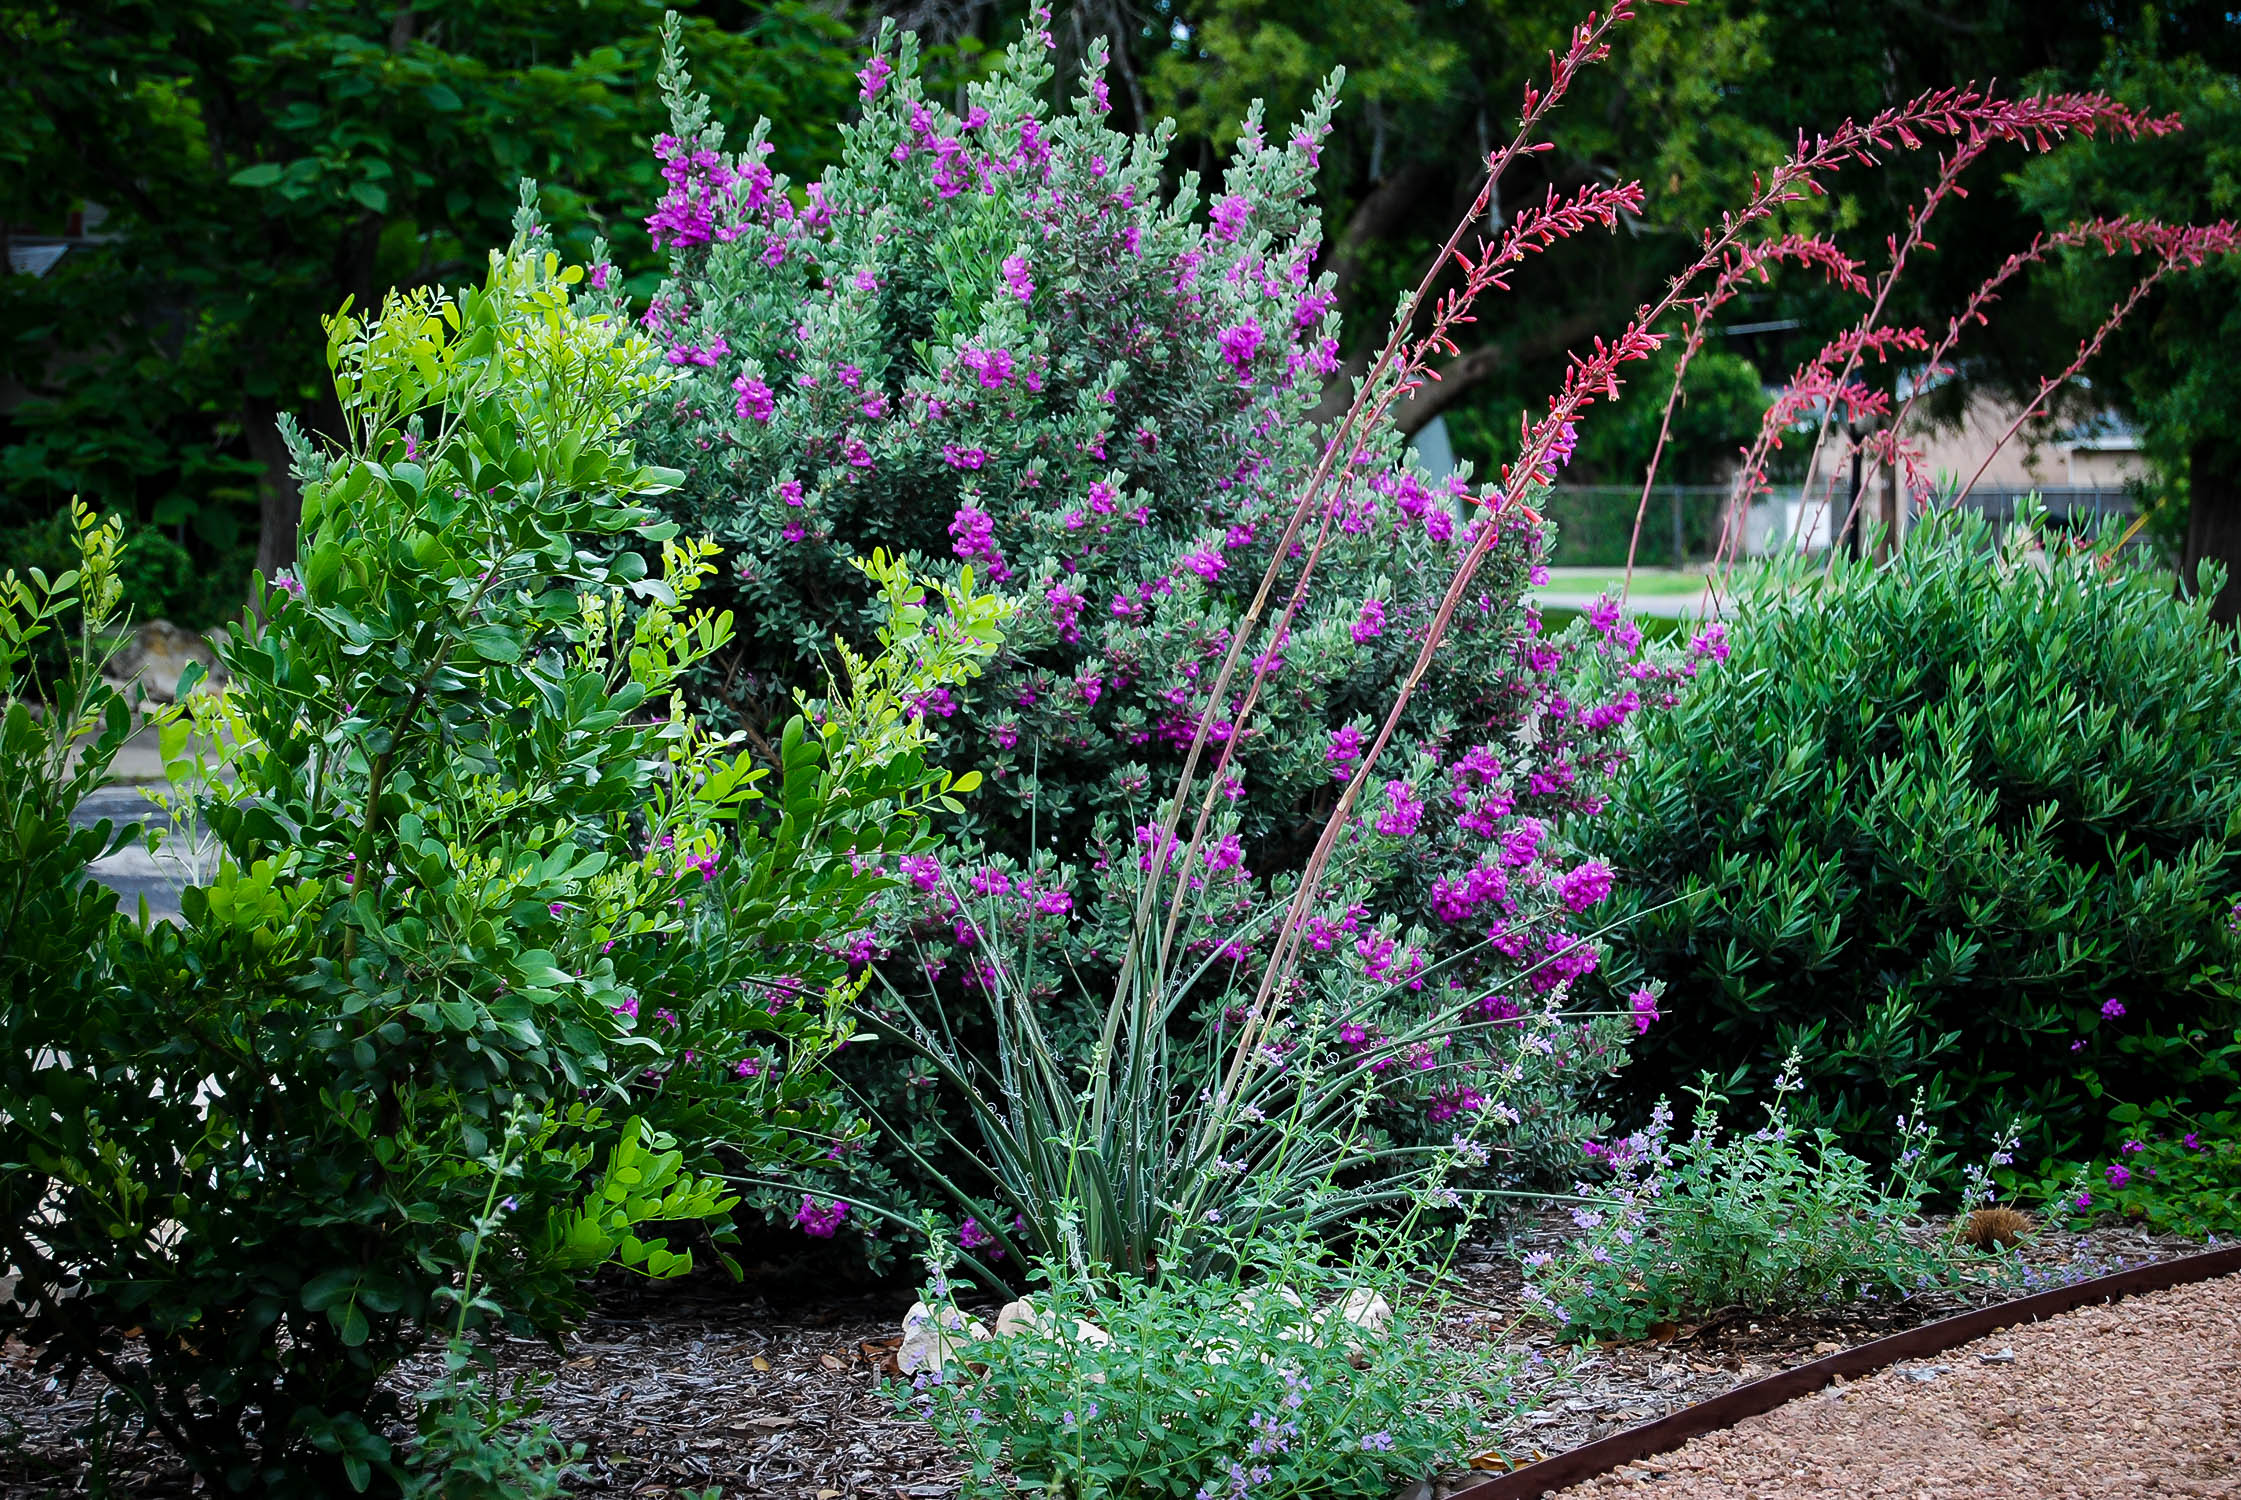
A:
[610, 11, 1714, 1254]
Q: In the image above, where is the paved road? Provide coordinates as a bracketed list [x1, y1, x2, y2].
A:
[72, 784, 209, 923]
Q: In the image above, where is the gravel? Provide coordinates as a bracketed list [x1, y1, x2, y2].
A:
[1544, 1271, 2241, 1499]
[1431, 1211, 2214, 1473]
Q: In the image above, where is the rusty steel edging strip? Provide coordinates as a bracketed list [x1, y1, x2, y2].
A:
[1436, 1241, 2241, 1500]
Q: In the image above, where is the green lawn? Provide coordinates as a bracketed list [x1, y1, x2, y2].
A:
[1533, 566, 1732, 598]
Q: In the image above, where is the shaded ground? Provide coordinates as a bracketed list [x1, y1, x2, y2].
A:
[1, 1214, 2209, 1497]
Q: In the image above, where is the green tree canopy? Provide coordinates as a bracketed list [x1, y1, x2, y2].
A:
[1, 0, 860, 617]
[2018, 39, 2241, 619]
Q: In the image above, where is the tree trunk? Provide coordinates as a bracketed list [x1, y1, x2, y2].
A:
[2183, 440, 2240, 626]
[246, 395, 301, 591]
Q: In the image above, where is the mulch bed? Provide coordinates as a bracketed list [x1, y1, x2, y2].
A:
[0, 1216, 2210, 1497]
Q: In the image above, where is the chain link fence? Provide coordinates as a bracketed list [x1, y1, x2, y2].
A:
[1539, 484, 2140, 566]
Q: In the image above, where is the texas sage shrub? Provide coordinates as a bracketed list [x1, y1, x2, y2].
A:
[1589, 505, 2241, 1167]
[1525, 1062, 1973, 1341]
[901, 1215, 1520, 1499]
[619, 9, 1701, 1256]
[0, 233, 998, 1491]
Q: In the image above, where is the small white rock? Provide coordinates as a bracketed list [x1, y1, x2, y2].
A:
[897, 1300, 989, 1375]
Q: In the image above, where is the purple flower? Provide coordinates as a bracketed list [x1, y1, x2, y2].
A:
[666, 336, 729, 368]
[948, 504, 1008, 577]
[2100, 998, 2126, 1019]
[733, 374, 775, 422]
[1689, 623, 1730, 663]
[794, 1195, 850, 1238]
[1216, 321, 1264, 370]
[1359, 1431, 1394, 1452]
[1555, 861, 1614, 914]
[1352, 598, 1386, 644]
[857, 56, 893, 99]
[909, 687, 957, 721]
[1629, 987, 1661, 1035]
[1180, 547, 1225, 581]
[1210, 194, 1251, 242]
[2105, 1163, 2131, 1189]
[959, 347, 1015, 389]
[1374, 779, 1423, 838]
[1001, 251, 1035, 303]
[1326, 725, 1365, 782]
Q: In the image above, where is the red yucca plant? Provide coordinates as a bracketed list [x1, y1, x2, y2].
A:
[880, 0, 2237, 1282]
[1194, 5, 2233, 1064]
[1605, 80, 2237, 594]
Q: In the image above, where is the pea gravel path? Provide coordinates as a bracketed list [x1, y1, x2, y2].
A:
[1545, 1271, 2241, 1499]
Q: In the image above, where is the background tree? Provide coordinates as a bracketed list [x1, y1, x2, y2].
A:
[2017, 39, 2241, 621]
[978, 0, 2241, 491]
[0, 0, 860, 617]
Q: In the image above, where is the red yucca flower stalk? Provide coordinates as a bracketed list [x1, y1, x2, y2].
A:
[1951, 219, 2241, 506]
[1128, 0, 1675, 993]
[1621, 234, 1868, 596]
[1691, 98, 2241, 582]
[1224, 71, 2182, 1075]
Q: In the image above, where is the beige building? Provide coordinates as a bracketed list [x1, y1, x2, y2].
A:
[1883, 392, 2146, 494]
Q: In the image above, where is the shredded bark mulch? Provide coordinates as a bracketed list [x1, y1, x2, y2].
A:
[0, 1216, 2212, 1497]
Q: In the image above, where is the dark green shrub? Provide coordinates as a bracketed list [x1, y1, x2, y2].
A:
[0, 510, 245, 632]
[1589, 507, 2241, 1165]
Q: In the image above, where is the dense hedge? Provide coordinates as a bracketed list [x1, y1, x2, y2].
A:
[1590, 508, 2241, 1165]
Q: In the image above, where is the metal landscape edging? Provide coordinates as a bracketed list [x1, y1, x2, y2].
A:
[1428, 1240, 2241, 1500]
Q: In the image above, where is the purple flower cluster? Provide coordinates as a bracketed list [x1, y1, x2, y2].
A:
[793, 1194, 850, 1237]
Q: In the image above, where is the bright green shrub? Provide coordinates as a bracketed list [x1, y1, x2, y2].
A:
[1590, 507, 2241, 1165]
[0, 232, 998, 1492]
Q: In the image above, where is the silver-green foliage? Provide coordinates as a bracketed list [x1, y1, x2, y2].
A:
[904, 1216, 1519, 1500]
[1526, 1065, 1968, 1342]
